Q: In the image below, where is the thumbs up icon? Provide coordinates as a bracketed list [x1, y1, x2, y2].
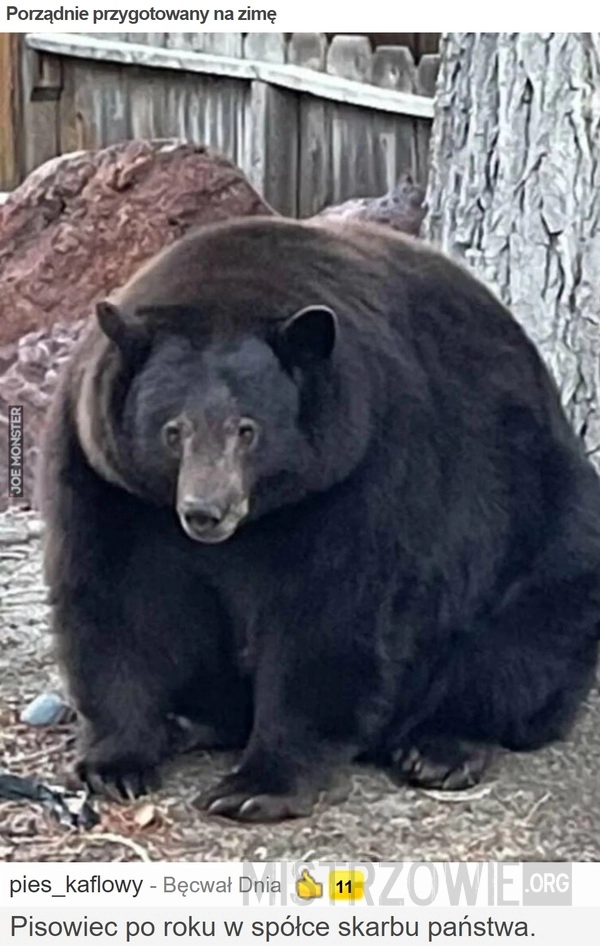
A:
[296, 869, 323, 900]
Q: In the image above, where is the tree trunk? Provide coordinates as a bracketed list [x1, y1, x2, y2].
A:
[424, 33, 600, 456]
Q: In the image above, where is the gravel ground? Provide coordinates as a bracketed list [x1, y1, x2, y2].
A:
[1, 506, 599, 863]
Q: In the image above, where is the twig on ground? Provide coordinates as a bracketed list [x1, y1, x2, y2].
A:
[88, 832, 153, 862]
[522, 791, 552, 826]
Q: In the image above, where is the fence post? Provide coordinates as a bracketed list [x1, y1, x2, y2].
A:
[244, 81, 299, 216]
[0, 33, 23, 189]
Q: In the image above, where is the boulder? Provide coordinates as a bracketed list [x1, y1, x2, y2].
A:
[0, 139, 273, 347]
[315, 172, 426, 236]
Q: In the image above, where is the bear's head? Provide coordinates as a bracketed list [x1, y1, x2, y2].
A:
[96, 299, 340, 543]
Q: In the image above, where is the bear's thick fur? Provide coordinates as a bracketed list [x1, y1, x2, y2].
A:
[39, 217, 600, 821]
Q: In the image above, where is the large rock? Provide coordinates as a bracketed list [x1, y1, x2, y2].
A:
[315, 173, 425, 236]
[0, 139, 273, 347]
[0, 140, 273, 509]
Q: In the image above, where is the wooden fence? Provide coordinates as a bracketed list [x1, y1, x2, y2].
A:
[1, 32, 439, 216]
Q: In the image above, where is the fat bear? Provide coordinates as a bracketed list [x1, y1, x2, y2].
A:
[39, 216, 600, 822]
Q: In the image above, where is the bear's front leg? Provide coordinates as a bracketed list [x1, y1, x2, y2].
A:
[199, 605, 389, 822]
[39, 409, 177, 799]
[54, 590, 175, 800]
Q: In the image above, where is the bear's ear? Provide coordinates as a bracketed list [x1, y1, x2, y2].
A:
[277, 304, 337, 367]
[96, 301, 150, 360]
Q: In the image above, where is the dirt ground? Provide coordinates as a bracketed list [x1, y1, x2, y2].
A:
[2, 506, 599, 863]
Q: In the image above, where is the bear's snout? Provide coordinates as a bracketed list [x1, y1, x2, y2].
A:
[181, 499, 224, 533]
[177, 494, 249, 544]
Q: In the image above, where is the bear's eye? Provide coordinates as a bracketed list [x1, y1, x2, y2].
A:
[163, 421, 183, 453]
[238, 418, 258, 448]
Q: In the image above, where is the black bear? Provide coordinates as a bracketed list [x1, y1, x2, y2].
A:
[39, 216, 600, 822]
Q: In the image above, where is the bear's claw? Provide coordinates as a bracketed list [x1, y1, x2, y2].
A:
[77, 762, 161, 801]
[198, 772, 317, 822]
[392, 738, 490, 791]
[76, 751, 161, 801]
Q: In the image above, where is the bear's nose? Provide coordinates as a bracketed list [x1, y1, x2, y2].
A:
[180, 500, 224, 534]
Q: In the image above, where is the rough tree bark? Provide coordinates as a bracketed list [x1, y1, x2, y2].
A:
[424, 33, 600, 457]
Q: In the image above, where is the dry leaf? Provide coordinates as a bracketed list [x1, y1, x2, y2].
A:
[133, 803, 156, 829]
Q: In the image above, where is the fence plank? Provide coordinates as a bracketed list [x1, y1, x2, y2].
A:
[298, 97, 332, 217]
[371, 47, 419, 191]
[189, 74, 246, 170]
[61, 60, 130, 152]
[373, 112, 418, 193]
[243, 33, 286, 63]
[244, 81, 298, 215]
[20, 47, 61, 176]
[287, 33, 328, 71]
[57, 58, 78, 153]
[416, 53, 440, 96]
[326, 35, 372, 84]
[329, 102, 399, 203]
[145, 68, 245, 167]
[372, 46, 416, 92]
[128, 64, 163, 139]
